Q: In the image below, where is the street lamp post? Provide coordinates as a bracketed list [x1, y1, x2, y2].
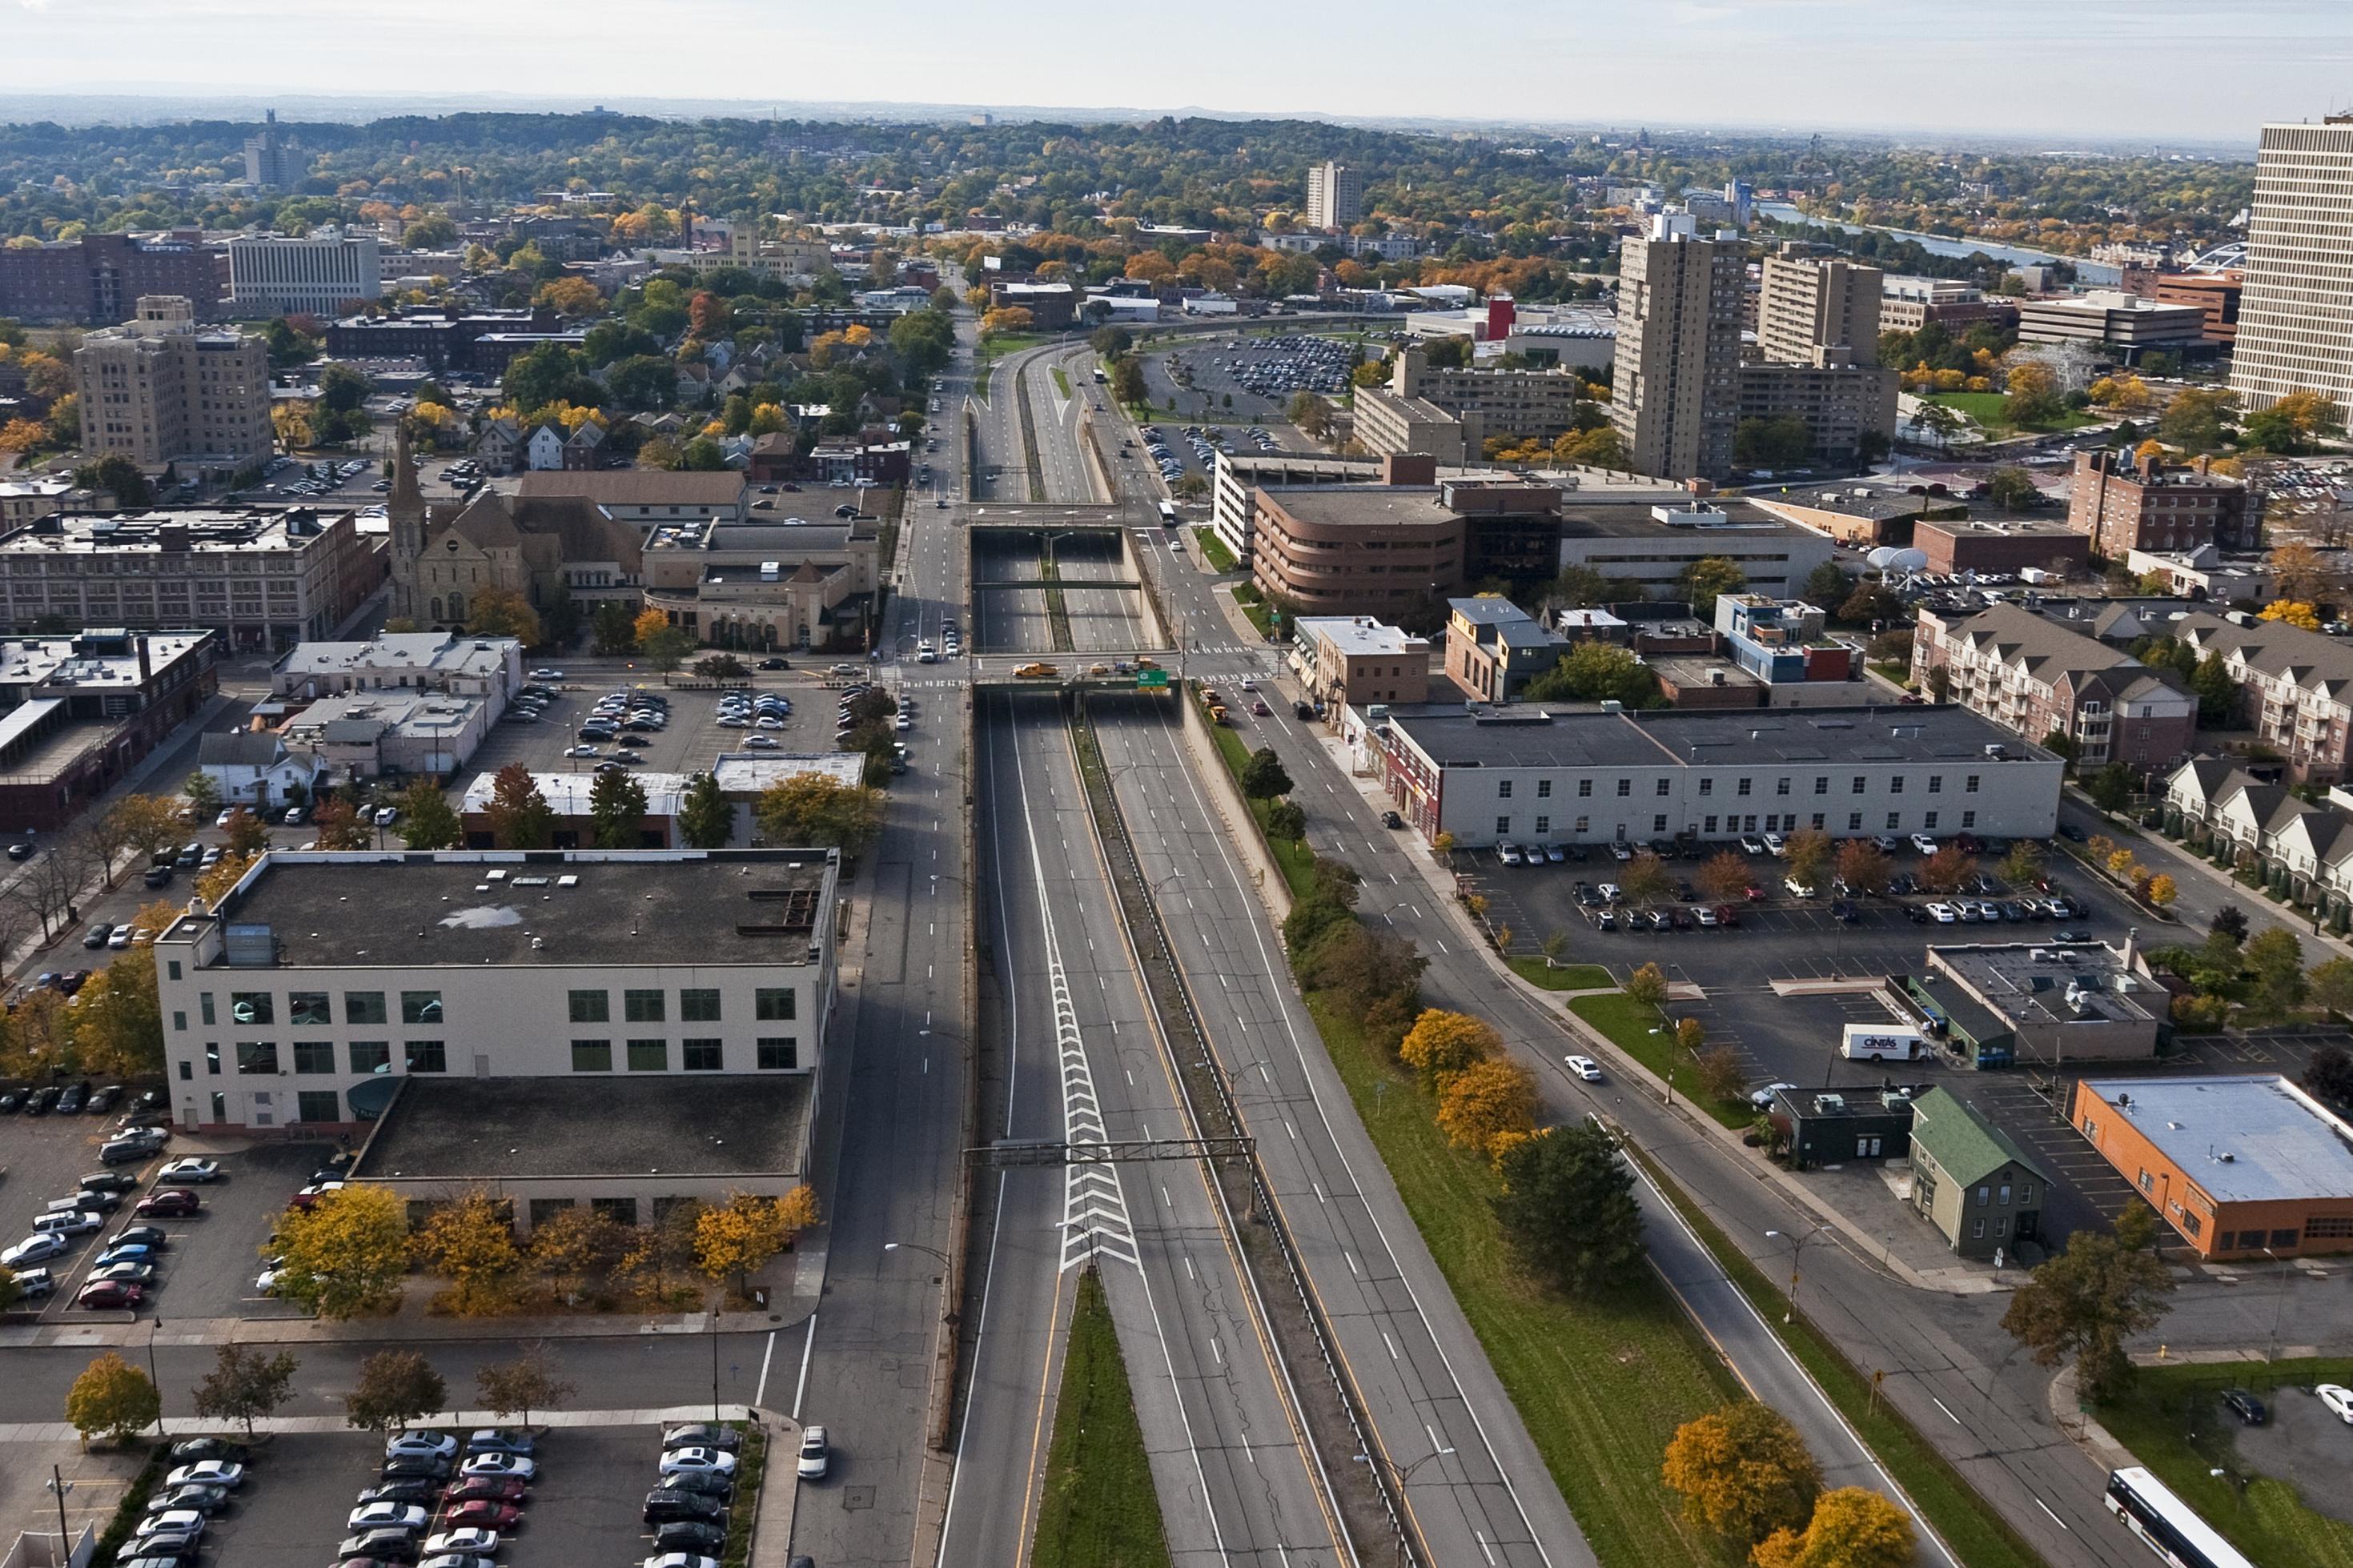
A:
[147, 1317, 166, 1439]
[883, 1241, 950, 1266]
[1765, 1225, 1833, 1325]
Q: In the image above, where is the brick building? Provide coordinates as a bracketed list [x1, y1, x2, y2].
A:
[0, 233, 227, 325]
[1913, 519, 2093, 578]
[1911, 603, 2197, 772]
[2068, 451, 2260, 556]
[2174, 611, 2353, 782]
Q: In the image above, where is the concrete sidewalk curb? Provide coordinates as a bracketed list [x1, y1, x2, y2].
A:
[0, 1304, 809, 1352]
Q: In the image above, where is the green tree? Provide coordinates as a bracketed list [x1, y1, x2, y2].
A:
[1733, 415, 1811, 470]
[1999, 1203, 2174, 1402]
[1239, 746, 1292, 801]
[1660, 1401, 1821, 1550]
[1801, 561, 1852, 608]
[2310, 962, 2353, 1023]
[343, 1349, 448, 1437]
[2086, 763, 2135, 816]
[2245, 926, 2307, 1011]
[2157, 387, 2235, 454]
[640, 625, 697, 676]
[2189, 651, 2237, 727]
[592, 600, 639, 656]
[677, 772, 733, 849]
[1523, 640, 1659, 707]
[73, 454, 153, 507]
[679, 436, 728, 471]
[65, 1352, 159, 1446]
[484, 763, 556, 849]
[1548, 564, 1614, 609]
[753, 774, 885, 852]
[398, 779, 464, 849]
[1679, 555, 1748, 607]
[1985, 466, 2042, 511]
[2002, 361, 2064, 428]
[1624, 960, 1669, 1006]
[1265, 800, 1307, 842]
[588, 768, 650, 848]
[191, 1344, 300, 1438]
[1492, 1124, 1645, 1295]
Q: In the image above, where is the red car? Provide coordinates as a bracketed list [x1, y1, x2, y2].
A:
[1712, 904, 1742, 928]
[78, 1278, 145, 1309]
[443, 1502, 523, 1531]
[134, 1189, 201, 1218]
[1743, 884, 1767, 902]
[287, 1181, 345, 1211]
[443, 1478, 527, 1506]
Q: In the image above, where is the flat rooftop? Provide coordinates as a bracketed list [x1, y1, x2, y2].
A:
[710, 752, 864, 794]
[1386, 703, 2053, 772]
[1297, 616, 1427, 657]
[357, 1074, 811, 1181]
[2082, 1075, 2353, 1205]
[277, 632, 516, 683]
[0, 508, 348, 555]
[0, 631, 212, 691]
[460, 769, 693, 818]
[1558, 498, 1810, 539]
[191, 848, 836, 969]
[1932, 940, 2160, 1025]
[1263, 486, 1467, 529]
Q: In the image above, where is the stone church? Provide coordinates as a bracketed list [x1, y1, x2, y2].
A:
[386, 423, 644, 630]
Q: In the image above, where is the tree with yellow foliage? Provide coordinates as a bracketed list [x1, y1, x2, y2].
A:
[2269, 542, 2342, 603]
[1660, 1401, 1821, 1550]
[465, 587, 541, 646]
[412, 1189, 527, 1315]
[70, 954, 165, 1079]
[979, 307, 1034, 339]
[2261, 600, 2323, 632]
[693, 1187, 820, 1295]
[532, 277, 604, 318]
[275, 1183, 412, 1318]
[0, 418, 44, 451]
[1749, 1487, 1916, 1568]
[2272, 388, 2341, 439]
[633, 608, 671, 647]
[272, 402, 315, 451]
[1436, 1058, 1540, 1158]
[1397, 1008, 1498, 1089]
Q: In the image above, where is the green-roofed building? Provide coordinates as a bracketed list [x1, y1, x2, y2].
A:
[1908, 1087, 2053, 1259]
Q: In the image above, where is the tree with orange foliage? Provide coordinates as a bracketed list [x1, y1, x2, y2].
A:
[1435, 1058, 1539, 1159]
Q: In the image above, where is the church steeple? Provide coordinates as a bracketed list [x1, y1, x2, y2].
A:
[390, 419, 422, 520]
[387, 419, 427, 624]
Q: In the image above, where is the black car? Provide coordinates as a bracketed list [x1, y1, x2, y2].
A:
[1829, 899, 1860, 924]
[55, 1081, 87, 1113]
[143, 865, 176, 888]
[337, 1531, 420, 1563]
[0, 1089, 23, 1113]
[2220, 1388, 2267, 1426]
[26, 1085, 59, 1115]
[616, 735, 652, 748]
[2058, 823, 2088, 843]
[652, 1522, 728, 1554]
[355, 1479, 440, 1506]
[169, 1437, 247, 1464]
[79, 1171, 139, 1195]
[86, 1085, 123, 1115]
[378, 1454, 452, 1482]
[1904, 904, 1931, 924]
[6, 841, 32, 860]
[655, 1470, 733, 1498]
[1380, 810, 1404, 829]
[758, 657, 789, 671]
[642, 1490, 726, 1524]
[114, 1225, 172, 1252]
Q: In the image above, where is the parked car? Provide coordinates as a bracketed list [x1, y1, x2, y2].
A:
[463, 1430, 534, 1458]
[641, 1491, 726, 1526]
[443, 1501, 522, 1532]
[357, 1479, 441, 1508]
[796, 1426, 830, 1480]
[420, 1530, 500, 1557]
[652, 1522, 727, 1555]
[168, 1438, 245, 1464]
[135, 1512, 206, 1542]
[77, 1279, 146, 1309]
[2318, 1383, 2353, 1423]
[441, 1478, 528, 1506]
[459, 1454, 536, 1481]
[379, 1454, 454, 1482]
[339, 1530, 423, 1563]
[660, 1425, 741, 1452]
[385, 1431, 459, 1460]
[2219, 1388, 2268, 1426]
[347, 1502, 428, 1534]
[135, 1189, 201, 1218]
[143, 1485, 228, 1518]
[156, 1157, 221, 1185]
[657, 1448, 735, 1478]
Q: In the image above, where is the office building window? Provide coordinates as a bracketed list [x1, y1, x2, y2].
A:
[1574, 816, 1589, 832]
[1497, 780, 1512, 800]
[571, 1040, 612, 1073]
[401, 991, 443, 1025]
[345, 991, 387, 1025]
[296, 1090, 341, 1124]
[235, 1041, 277, 1074]
[292, 1041, 334, 1075]
[172, 1011, 187, 1033]
[230, 992, 273, 1025]
[681, 989, 721, 1023]
[404, 1040, 447, 1073]
[757, 1037, 799, 1070]
[624, 989, 665, 1023]
[1703, 815, 1717, 833]
[757, 988, 798, 1022]
[349, 1041, 390, 1074]
[568, 989, 609, 1023]
[1536, 780, 1552, 799]
[289, 992, 331, 1026]
[199, 993, 215, 1027]
[1966, 775, 1981, 793]
[627, 1039, 668, 1072]
[1496, 815, 1511, 834]
[682, 1039, 724, 1072]
[209, 1090, 226, 1122]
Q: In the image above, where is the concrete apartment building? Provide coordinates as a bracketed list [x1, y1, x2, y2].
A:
[1745, 248, 1899, 465]
[2072, 1076, 2353, 1260]
[1304, 161, 1363, 231]
[0, 505, 376, 652]
[987, 280, 1076, 331]
[2174, 611, 2353, 782]
[1291, 617, 1430, 708]
[153, 849, 837, 1205]
[0, 233, 227, 325]
[2017, 292, 2207, 357]
[243, 110, 296, 190]
[1911, 603, 2196, 772]
[0, 628, 218, 832]
[1366, 702, 2061, 848]
[1610, 214, 1745, 481]
[1352, 387, 1470, 463]
[2232, 118, 2353, 411]
[1736, 364, 1900, 467]
[227, 231, 382, 318]
[1379, 343, 1589, 448]
[74, 296, 273, 477]
[2067, 451, 2260, 555]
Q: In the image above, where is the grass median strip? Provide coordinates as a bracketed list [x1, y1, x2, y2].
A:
[1204, 715, 1317, 896]
[2098, 1357, 2353, 1568]
[1505, 956, 1615, 992]
[1621, 1139, 2049, 1568]
[1307, 995, 1738, 1568]
[1194, 527, 1236, 573]
[1568, 992, 1752, 1129]
[1033, 1268, 1174, 1568]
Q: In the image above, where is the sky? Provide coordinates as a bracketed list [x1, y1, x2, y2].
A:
[11, 0, 2353, 143]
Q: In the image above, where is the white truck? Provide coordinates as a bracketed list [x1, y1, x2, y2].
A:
[1841, 1024, 1925, 1063]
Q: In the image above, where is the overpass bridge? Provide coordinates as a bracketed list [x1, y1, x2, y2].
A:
[969, 652, 1184, 690]
[962, 503, 1144, 534]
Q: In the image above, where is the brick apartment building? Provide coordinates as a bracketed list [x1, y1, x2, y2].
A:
[2174, 611, 2353, 782]
[1912, 603, 2197, 772]
[0, 232, 227, 324]
[2068, 451, 2260, 556]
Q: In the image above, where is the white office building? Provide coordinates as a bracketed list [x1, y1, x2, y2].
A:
[228, 231, 383, 318]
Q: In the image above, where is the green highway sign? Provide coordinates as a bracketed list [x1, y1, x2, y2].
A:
[1135, 668, 1170, 689]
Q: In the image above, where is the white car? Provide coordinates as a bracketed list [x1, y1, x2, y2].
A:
[1784, 877, 1817, 900]
[564, 745, 600, 758]
[1564, 1055, 1603, 1082]
[166, 1462, 243, 1490]
[1925, 902, 1959, 923]
[1749, 1081, 1800, 1110]
[1596, 882, 1620, 903]
[643, 1556, 717, 1568]
[1497, 842, 1524, 866]
[254, 1257, 294, 1295]
[1761, 832, 1787, 856]
[742, 735, 780, 750]
[460, 1453, 536, 1480]
[657, 1446, 737, 1478]
[215, 809, 237, 828]
[137, 1512, 206, 1540]
[374, 806, 400, 826]
[347, 1502, 427, 1533]
[2319, 1383, 2353, 1423]
[157, 1158, 221, 1185]
[385, 1430, 459, 1460]
[424, 1530, 500, 1556]
[529, 668, 564, 680]
[796, 1426, 829, 1480]
[1911, 833, 1939, 856]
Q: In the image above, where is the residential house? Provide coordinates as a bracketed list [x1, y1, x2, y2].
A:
[196, 728, 324, 809]
[564, 420, 605, 471]
[1443, 597, 1572, 703]
[526, 424, 568, 471]
[1906, 1087, 2052, 1259]
[2163, 757, 2353, 914]
[2174, 612, 2353, 783]
[1911, 604, 2196, 772]
[476, 418, 524, 475]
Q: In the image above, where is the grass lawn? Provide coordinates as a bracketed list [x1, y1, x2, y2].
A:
[1052, 366, 1073, 398]
[1307, 995, 1741, 1568]
[1194, 527, 1237, 573]
[1032, 1268, 1174, 1568]
[1506, 956, 1616, 992]
[2098, 1358, 2353, 1568]
[1925, 391, 2096, 439]
[1626, 1144, 2050, 1568]
[1568, 992, 1753, 1130]
[1206, 715, 1316, 896]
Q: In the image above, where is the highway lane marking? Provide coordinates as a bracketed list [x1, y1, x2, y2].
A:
[753, 1328, 777, 1410]
[2033, 1497, 2069, 1530]
[1932, 1397, 1961, 1424]
[1383, 1333, 1399, 1361]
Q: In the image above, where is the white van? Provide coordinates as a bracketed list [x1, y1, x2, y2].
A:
[1840, 1025, 1925, 1063]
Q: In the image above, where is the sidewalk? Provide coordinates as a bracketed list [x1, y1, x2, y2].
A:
[0, 1299, 806, 1353]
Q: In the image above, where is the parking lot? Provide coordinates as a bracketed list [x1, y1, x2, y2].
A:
[459, 668, 868, 792]
[214, 1426, 661, 1568]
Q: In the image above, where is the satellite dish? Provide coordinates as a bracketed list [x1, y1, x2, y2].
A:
[1868, 547, 1929, 572]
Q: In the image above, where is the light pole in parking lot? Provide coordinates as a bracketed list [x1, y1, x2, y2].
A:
[147, 1316, 166, 1438]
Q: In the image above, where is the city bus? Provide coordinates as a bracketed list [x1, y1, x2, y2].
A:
[1157, 500, 1179, 526]
[2106, 1468, 2255, 1568]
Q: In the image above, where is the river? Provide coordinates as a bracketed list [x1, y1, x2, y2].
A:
[1756, 201, 2122, 285]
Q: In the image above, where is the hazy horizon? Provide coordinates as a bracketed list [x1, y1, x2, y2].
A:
[10, 0, 2351, 145]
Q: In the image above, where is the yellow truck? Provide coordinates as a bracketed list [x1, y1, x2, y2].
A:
[1014, 662, 1060, 679]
